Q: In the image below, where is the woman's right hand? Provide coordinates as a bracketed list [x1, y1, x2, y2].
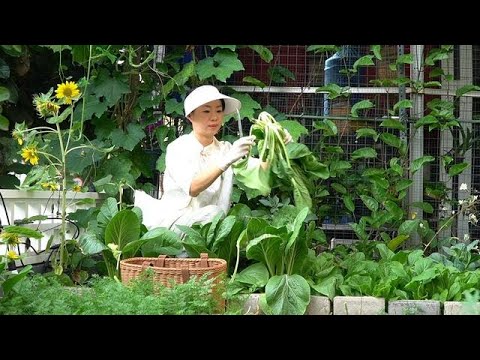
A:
[217, 135, 256, 171]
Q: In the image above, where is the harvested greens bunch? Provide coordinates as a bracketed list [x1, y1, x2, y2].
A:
[233, 111, 329, 209]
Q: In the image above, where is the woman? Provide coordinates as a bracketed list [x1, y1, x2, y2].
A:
[134, 85, 256, 232]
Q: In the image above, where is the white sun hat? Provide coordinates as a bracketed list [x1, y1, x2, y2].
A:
[184, 85, 241, 117]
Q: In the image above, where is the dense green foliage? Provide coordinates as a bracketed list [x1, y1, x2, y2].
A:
[0, 271, 219, 315]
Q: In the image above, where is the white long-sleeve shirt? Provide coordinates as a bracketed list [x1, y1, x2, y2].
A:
[135, 132, 233, 231]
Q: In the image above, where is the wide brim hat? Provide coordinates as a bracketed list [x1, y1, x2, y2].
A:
[184, 85, 241, 117]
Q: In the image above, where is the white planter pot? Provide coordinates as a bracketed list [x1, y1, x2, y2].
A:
[0, 189, 104, 266]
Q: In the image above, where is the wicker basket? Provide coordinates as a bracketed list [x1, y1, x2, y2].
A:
[120, 253, 227, 312]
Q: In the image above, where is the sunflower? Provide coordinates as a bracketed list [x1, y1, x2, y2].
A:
[33, 90, 59, 118]
[45, 101, 60, 114]
[6, 250, 20, 260]
[41, 182, 59, 191]
[12, 130, 23, 145]
[0, 232, 20, 246]
[55, 81, 81, 105]
[36, 101, 60, 118]
[21, 145, 39, 165]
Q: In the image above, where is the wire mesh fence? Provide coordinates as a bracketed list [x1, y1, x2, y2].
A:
[150, 45, 480, 246]
[226, 45, 480, 244]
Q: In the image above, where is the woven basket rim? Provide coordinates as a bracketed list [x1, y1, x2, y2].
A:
[120, 256, 227, 269]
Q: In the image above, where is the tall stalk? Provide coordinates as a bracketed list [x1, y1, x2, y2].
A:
[56, 122, 67, 273]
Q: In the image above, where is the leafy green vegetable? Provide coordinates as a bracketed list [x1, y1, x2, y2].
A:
[233, 111, 329, 209]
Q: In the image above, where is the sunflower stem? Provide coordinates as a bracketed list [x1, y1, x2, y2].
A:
[56, 122, 67, 274]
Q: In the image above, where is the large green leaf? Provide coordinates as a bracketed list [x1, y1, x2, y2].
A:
[248, 45, 273, 63]
[196, 49, 244, 82]
[105, 209, 140, 250]
[97, 153, 136, 187]
[0, 114, 9, 131]
[246, 234, 283, 276]
[138, 92, 161, 111]
[97, 197, 119, 228]
[285, 207, 309, 253]
[355, 128, 378, 141]
[173, 60, 195, 87]
[379, 133, 403, 148]
[2, 265, 32, 295]
[360, 195, 379, 212]
[310, 274, 341, 299]
[456, 84, 480, 97]
[387, 234, 409, 251]
[392, 100, 413, 114]
[351, 147, 377, 160]
[155, 152, 167, 173]
[380, 117, 410, 131]
[74, 95, 109, 122]
[265, 274, 310, 315]
[396, 54, 413, 65]
[395, 179, 413, 192]
[343, 194, 355, 213]
[314, 119, 338, 136]
[165, 98, 183, 117]
[331, 182, 347, 194]
[211, 215, 237, 251]
[1, 45, 23, 57]
[371, 45, 382, 60]
[226, 92, 261, 121]
[93, 69, 131, 106]
[350, 223, 368, 241]
[2, 225, 43, 239]
[411, 201, 434, 214]
[78, 231, 108, 254]
[351, 100, 374, 117]
[235, 263, 270, 288]
[92, 114, 116, 140]
[242, 76, 266, 88]
[411, 155, 435, 175]
[278, 120, 308, 141]
[353, 55, 375, 71]
[330, 160, 352, 175]
[415, 115, 437, 129]
[268, 65, 295, 83]
[233, 157, 272, 197]
[398, 219, 420, 235]
[448, 162, 469, 177]
[70, 45, 90, 64]
[46, 106, 72, 124]
[376, 243, 394, 260]
[0, 86, 10, 102]
[291, 172, 312, 210]
[384, 200, 404, 220]
[66, 143, 106, 174]
[316, 83, 348, 100]
[124, 227, 182, 257]
[109, 123, 146, 151]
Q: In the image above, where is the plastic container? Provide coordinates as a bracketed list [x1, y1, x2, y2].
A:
[323, 45, 364, 117]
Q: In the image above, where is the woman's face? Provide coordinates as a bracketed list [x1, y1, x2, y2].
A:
[188, 99, 224, 138]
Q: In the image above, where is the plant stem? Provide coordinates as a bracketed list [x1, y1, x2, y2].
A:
[424, 213, 457, 251]
[230, 238, 242, 282]
[56, 123, 67, 273]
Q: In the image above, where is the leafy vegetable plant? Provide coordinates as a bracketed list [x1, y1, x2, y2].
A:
[233, 111, 329, 210]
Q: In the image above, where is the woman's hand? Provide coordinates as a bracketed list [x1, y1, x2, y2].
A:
[217, 135, 256, 171]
